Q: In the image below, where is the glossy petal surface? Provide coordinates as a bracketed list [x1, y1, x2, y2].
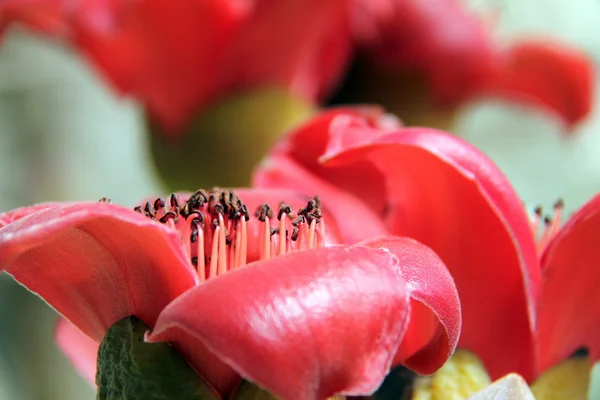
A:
[0, 202, 197, 341]
[55, 318, 99, 386]
[361, 236, 461, 373]
[149, 245, 413, 399]
[266, 111, 540, 380]
[537, 194, 600, 372]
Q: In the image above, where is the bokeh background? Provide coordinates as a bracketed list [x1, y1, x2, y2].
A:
[1, 0, 600, 398]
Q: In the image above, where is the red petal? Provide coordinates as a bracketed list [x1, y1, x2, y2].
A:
[72, 0, 249, 135]
[487, 41, 594, 128]
[318, 125, 540, 380]
[253, 155, 388, 244]
[224, 0, 351, 101]
[55, 318, 99, 386]
[0, 0, 67, 37]
[149, 245, 412, 399]
[0, 202, 197, 341]
[351, 0, 497, 105]
[537, 194, 600, 372]
[361, 236, 461, 373]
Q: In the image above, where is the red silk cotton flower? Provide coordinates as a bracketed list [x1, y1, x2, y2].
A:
[0, 0, 351, 137]
[350, 0, 594, 128]
[254, 107, 600, 382]
[0, 188, 460, 399]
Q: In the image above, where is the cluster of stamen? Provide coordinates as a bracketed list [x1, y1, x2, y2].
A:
[128, 189, 325, 281]
[529, 199, 564, 253]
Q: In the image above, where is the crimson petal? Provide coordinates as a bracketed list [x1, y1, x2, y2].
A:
[0, 202, 198, 341]
[487, 41, 594, 128]
[360, 236, 460, 373]
[318, 124, 540, 380]
[537, 194, 600, 372]
[56, 318, 99, 386]
[148, 244, 414, 399]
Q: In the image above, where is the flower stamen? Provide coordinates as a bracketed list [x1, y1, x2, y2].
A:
[530, 199, 564, 253]
[132, 189, 325, 282]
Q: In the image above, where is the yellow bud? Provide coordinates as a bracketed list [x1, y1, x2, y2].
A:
[531, 357, 590, 400]
[412, 349, 491, 400]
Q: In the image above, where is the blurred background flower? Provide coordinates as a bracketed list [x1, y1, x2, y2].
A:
[0, 0, 599, 398]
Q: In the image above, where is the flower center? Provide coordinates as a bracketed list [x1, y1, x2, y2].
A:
[133, 189, 326, 281]
[529, 199, 564, 253]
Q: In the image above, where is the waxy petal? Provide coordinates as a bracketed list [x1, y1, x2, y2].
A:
[149, 245, 413, 399]
[487, 41, 594, 128]
[361, 236, 461, 373]
[537, 194, 600, 372]
[55, 318, 99, 386]
[0, 202, 197, 341]
[313, 121, 539, 380]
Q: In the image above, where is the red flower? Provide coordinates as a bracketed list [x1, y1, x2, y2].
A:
[0, 188, 460, 399]
[0, 0, 351, 137]
[350, 0, 594, 128]
[254, 108, 541, 380]
[255, 107, 600, 381]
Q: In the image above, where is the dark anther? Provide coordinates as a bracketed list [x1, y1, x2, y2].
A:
[133, 206, 143, 213]
[534, 206, 543, 216]
[153, 197, 165, 211]
[240, 204, 250, 221]
[291, 226, 300, 241]
[277, 203, 292, 220]
[191, 257, 198, 267]
[256, 204, 273, 222]
[98, 197, 112, 203]
[213, 203, 224, 217]
[169, 193, 181, 210]
[291, 215, 305, 227]
[270, 228, 279, 236]
[159, 211, 177, 224]
[543, 216, 553, 225]
[144, 202, 155, 218]
[554, 198, 565, 209]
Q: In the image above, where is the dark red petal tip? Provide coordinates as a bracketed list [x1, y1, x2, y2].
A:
[361, 236, 461, 374]
[149, 245, 412, 399]
[0, 202, 197, 341]
[537, 194, 600, 372]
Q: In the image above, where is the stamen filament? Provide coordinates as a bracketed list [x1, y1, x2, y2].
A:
[209, 226, 220, 279]
[197, 228, 205, 281]
[217, 214, 227, 275]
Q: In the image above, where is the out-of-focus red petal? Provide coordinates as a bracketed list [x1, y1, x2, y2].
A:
[0, 0, 66, 37]
[487, 41, 594, 128]
[319, 126, 540, 381]
[351, 0, 497, 105]
[0, 202, 198, 341]
[224, 0, 351, 102]
[72, 0, 249, 135]
[361, 236, 461, 374]
[537, 194, 600, 372]
[149, 245, 412, 399]
[55, 318, 99, 386]
[253, 155, 388, 244]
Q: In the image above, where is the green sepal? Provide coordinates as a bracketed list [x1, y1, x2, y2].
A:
[96, 316, 219, 400]
[149, 87, 314, 191]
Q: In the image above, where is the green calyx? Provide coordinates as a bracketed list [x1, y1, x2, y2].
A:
[96, 316, 218, 400]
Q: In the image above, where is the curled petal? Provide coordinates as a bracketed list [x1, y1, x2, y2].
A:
[487, 41, 594, 128]
[537, 194, 600, 372]
[319, 124, 540, 380]
[55, 318, 99, 386]
[361, 236, 461, 373]
[149, 245, 412, 399]
[0, 202, 198, 341]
